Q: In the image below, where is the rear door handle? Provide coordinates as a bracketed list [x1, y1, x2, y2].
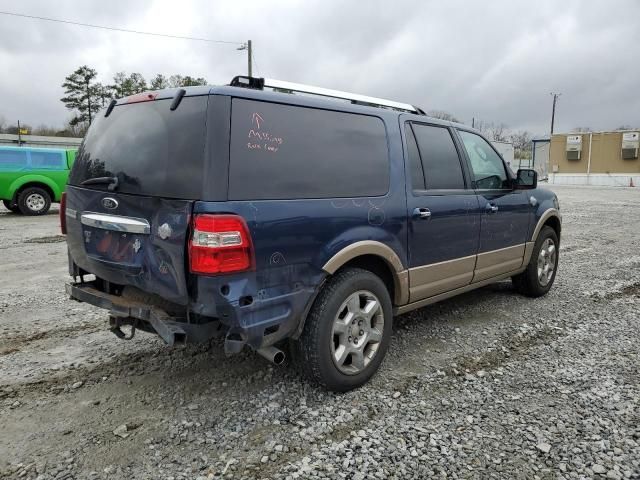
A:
[486, 204, 499, 213]
[413, 207, 431, 219]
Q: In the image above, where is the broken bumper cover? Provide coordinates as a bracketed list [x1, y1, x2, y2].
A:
[65, 282, 222, 346]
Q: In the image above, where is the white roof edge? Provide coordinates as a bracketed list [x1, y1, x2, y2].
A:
[553, 130, 639, 135]
[263, 78, 417, 113]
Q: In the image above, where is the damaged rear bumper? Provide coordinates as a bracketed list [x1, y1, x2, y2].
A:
[65, 282, 223, 346]
[65, 279, 319, 354]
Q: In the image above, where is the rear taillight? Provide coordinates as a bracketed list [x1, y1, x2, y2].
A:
[189, 214, 254, 275]
[60, 192, 67, 234]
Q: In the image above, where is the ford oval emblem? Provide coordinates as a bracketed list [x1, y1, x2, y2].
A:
[102, 197, 118, 210]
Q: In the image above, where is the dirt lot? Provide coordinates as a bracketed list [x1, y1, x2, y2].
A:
[1, 185, 639, 479]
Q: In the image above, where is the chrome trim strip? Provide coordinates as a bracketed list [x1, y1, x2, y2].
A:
[80, 212, 150, 235]
[264, 78, 418, 113]
[65, 207, 77, 219]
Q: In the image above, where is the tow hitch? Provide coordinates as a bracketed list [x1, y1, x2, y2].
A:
[109, 316, 140, 341]
[66, 282, 223, 346]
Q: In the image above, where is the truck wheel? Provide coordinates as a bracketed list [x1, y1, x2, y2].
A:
[297, 267, 392, 392]
[2, 199, 19, 213]
[512, 226, 559, 297]
[17, 187, 51, 216]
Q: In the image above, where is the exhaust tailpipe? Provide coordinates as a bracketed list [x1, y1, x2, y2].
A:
[257, 346, 286, 365]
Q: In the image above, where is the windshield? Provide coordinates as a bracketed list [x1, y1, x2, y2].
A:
[69, 96, 208, 199]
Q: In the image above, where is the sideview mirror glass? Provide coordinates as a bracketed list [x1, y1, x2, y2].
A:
[516, 169, 537, 189]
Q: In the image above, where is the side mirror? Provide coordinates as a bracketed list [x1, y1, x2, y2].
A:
[515, 169, 537, 189]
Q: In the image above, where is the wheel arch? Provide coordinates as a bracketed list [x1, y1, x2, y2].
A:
[531, 208, 561, 243]
[322, 241, 409, 306]
[10, 176, 59, 203]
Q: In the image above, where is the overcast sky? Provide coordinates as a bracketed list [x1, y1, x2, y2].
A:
[0, 0, 638, 136]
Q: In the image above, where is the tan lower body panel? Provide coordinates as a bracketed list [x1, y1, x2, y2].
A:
[395, 266, 527, 315]
[408, 255, 475, 302]
[523, 241, 535, 266]
[473, 244, 525, 282]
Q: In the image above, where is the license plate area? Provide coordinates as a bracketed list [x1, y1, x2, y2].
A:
[82, 227, 146, 267]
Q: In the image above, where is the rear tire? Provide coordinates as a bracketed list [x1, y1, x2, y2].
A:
[512, 226, 559, 297]
[17, 187, 51, 216]
[2, 199, 19, 213]
[295, 268, 393, 392]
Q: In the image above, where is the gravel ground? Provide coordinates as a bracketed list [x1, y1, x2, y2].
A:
[0, 185, 639, 480]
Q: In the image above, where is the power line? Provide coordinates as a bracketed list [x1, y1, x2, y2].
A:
[0, 10, 243, 45]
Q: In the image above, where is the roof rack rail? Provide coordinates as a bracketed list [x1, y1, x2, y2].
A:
[230, 75, 423, 114]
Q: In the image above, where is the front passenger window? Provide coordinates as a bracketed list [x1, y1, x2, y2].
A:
[459, 131, 510, 189]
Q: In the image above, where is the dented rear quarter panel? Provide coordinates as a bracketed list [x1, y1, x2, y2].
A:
[191, 108, 410, 345]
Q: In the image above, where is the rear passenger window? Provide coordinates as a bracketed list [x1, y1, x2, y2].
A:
[0, 150, 28, 168]
[411, 124, 465, 190]
[405, 124, 425, 190]
[30, 151, 64, 169]
[229, 99, 389, 200]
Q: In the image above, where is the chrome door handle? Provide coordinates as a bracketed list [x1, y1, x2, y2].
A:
[486, 204, 499, 213]
[413, 207, 431, 219]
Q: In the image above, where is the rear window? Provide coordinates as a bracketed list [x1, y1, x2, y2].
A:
[0, 150, 27, 168]
[228, 99, 389, 200]
[31, 151, 65, 169]
[69, 96, 208, 199]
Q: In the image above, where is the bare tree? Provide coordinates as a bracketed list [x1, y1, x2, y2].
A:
[427, 110, 460, 123]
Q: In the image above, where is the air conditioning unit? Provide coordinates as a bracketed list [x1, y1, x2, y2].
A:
[566, 135, 582, 160]
[622, 148, 638, 160]
[622, 132, 639, 160]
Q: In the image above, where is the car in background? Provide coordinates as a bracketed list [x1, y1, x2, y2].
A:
[0, 146, 77, 215]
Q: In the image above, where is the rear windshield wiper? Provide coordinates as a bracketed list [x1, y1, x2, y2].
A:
[81, 176, 119, 191]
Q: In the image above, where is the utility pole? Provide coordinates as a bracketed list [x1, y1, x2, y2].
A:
[238, 40, 253, 77]
[550, 92, 561, 135]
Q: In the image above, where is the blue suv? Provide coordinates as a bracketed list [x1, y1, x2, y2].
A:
[64, 76, 561, 391]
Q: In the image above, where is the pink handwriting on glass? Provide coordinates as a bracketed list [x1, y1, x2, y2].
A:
[247, 112, 284, 153]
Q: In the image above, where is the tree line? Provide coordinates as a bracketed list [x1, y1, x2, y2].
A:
[60, 65, 207, 133]
[428, 110, 533, 160]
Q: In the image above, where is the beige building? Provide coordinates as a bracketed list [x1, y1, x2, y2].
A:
[548, 131, 640, 186]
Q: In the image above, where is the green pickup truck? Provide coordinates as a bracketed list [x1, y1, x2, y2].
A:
[0, 146, 77, 215]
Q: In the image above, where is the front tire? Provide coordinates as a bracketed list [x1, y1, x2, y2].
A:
[2, 199, 19, 213]
[512, 225, 559, 297]
[296, 268, 393, 392]
[17, 187, 51, 216]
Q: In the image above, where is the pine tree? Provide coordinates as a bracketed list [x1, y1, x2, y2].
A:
[60, 65, 100, 126]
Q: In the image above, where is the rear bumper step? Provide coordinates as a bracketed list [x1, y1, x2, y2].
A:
[65, 282, 223, 346]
